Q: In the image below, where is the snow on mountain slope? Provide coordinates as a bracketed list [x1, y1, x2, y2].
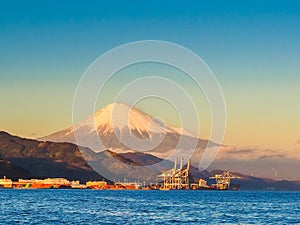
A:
[39, 103, 210, 158]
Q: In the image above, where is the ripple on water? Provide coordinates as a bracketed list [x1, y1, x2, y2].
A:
[0, 190, 300, 224]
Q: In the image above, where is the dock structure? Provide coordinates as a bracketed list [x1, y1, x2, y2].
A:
[0, 176, 13, 188]
[210, 171, 240, 190]
[159, 158, 191, 190]
[15, 178, 70, 189]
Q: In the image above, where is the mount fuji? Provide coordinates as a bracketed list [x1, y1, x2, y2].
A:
[39, 103, 213, 162]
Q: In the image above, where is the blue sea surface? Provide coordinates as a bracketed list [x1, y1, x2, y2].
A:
[0, 190, 299, 224]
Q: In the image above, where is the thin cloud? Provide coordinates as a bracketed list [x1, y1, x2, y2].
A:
[217, 145, 297, 161]
[263, 148, 277, 153]
[259, 154, 285, 159]
[227, 149, 254, 154]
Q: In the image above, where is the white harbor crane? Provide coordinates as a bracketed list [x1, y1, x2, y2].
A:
[159, 158, 191, 190]
[210, 171, 240, 190]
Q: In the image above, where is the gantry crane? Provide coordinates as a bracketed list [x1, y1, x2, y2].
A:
[159, 158, 191, 190]
[210, 171, 240, 190]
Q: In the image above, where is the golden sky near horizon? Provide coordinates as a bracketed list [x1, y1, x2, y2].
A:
[1, 68, 299, 157]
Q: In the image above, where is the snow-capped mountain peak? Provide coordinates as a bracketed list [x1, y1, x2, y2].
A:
[75, 102, 172, 138]
[39, 102, 205, 155]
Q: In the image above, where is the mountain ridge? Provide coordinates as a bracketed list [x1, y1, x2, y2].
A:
[2, 131, 300, 190]
[0, 131, 105, 182]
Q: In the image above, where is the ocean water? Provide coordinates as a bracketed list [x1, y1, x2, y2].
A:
[0, 190, 299, 224]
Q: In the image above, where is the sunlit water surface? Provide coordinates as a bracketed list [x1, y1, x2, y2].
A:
[0, 190, 299, 224]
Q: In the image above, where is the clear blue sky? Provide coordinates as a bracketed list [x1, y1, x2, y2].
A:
[1, 0, 300, 79]
[0, 0, 300, 150]
[1, 0, 300, 82]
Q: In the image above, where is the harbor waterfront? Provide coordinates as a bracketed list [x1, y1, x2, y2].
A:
[0, 189, 299, 224]
[0, 160, 240, 190]
[0, 172, 240, 190]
